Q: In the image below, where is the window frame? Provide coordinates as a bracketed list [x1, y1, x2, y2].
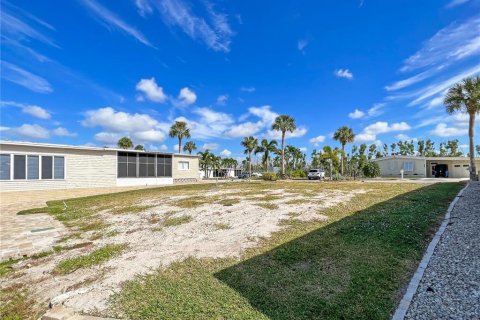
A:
[0, 152, 66, 181]
[0, 153, 12, 181]
[178, 161, 190, 171]
[403, 161, 414, 172]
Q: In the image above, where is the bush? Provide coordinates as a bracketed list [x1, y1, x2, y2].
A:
[262, 172, 278, 181]
[362, 161, 381, 178]
[290, 169, 306, 178]
[332, 173, 346, 180]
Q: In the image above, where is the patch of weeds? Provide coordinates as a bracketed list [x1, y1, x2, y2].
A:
[110, 205, 155, 215]
[78, 220, 108, 232]
[259, 195, 282, 202]
[146, 214, 161, 224]
[66, 266, 113, 292]
[0, 259, 21, 278]
[255, 203, 279, 210]
[287, 212, 301, 217]
[279, 219, 303, 226]
[30, 250, 54, 260]
[16, 207, 49, 215]
[105, 230, 120, 238]
[217, 198, 240, 206]
[0, 284, 41, 320]
[173, 197, 208, 208]
[56, 232, 82, 243]
[151, 226, 163, 232]
[164, 215, 192, 227]
[285, 199, 309, 205]
[54, 244, 126, 275]
[214, 223, 231, 230]
[89, 232, 103, 241]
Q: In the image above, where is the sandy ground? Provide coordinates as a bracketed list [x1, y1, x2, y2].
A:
[2, 187, 369, 316]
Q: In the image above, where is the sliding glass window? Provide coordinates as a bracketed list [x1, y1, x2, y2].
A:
[27, 155, 39, 180]
[0, 154, 11, 180]
[13, 155, 26, 179]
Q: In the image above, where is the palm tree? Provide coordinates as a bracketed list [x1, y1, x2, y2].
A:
[183, 141, 197, 154]
[117, 137, 133, 149]
[169, 121, 191, 153]
[241, 136, 258, 177]
[134, 144, 145, 151]
[254, 139, 278, 172]
[271, 115, 296, 175]
[333, 126, 355, 175]
[444, 76, 480, 180]
[198, 149, 213, 178]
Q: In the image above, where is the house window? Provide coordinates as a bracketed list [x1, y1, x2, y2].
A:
[54, 156, 65, 179]
[463, 165, 469, 167]
[42, 156, 53, 179]
[178, 161, 190, 170]
[27, 155, 39, 180]
[118, 152, 137, 178]
[13, 155, 26, 179]
[157, 154, 172, 177]
[454, 165, 460, 168]
[139, 153, 155, 177]
[0, 154, 11, 180]
[403, 161, 414, 172]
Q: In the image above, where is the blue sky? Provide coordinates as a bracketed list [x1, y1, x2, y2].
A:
[1, 0, 479, 159]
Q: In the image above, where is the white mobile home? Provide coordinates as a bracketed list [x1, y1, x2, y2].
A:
[0, 141, 200, 192]
[373, 155, 479, 179]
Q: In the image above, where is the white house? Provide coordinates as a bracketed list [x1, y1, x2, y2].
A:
[0, 141, 200, 192]
[373, 155, 479, 179]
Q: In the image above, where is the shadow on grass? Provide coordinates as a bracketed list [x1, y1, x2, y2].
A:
[213, 183, 463, 320]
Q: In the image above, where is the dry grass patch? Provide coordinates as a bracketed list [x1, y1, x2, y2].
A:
[163, 215, 193, 227]
[255, 203, 279, 210]
[214, 223, 231, 230]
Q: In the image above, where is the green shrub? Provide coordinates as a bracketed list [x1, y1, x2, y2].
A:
[262, 172, 278, 181]
[290, 169, 306, 178]
[362, 161, 381, 178]
[332, 173, 346, 180]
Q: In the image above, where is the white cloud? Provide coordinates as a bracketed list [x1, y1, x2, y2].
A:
[135, 0, 153, 16]
[135, 78, 167, 103]
[385, 69, 436, 91]
[53, 127, 77, 137]
[309, 135, 326, 146]
[348, 109, 365, 119]
[153, 0, 233, 52]
[395, 133, 417, 142]
[297, 39, 308, 51]
[401, 15, 480, 72]
[240, 86, 256, 93]
[81, 0, 154, 47]
[175, 87, 197, 106]
[160, 144, 168, 151]
[225, 122, 264, 138]
[82, 107, 159, 132]
[10, 124, 50, 139]
[94, 132, 122, 144]
[202, 143, 219, 151]
[216, 94, 228, 105]
[22, 105, 51, 119]
[220, 149, 231, 157]
[356, 121, 411, 142]
[299, 147, 307, 152]
[176, 107, 234, 140]
[430, 123, 468, 137]
[132, 129, 166, 142]
[1, 60, 52, 93]
[334, 69, 353, 80]
[367, 103, 385, 117]
[446, 0, 472, 9]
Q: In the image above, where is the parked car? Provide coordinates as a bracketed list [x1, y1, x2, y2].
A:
[238, 172, 250, 179]
[308, 169, 325, 180]
[251, 172, 263, 178]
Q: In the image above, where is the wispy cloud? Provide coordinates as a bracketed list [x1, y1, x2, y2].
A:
[151, 0, 233, 52]
[334, 69, 353, 80]
[81, 0, 154, 48]
[446, 0, 471, 8]
[385, 67, 444, 91]
[240, 86, 256, 93]
[1, 60, 53, 93]
[401, 15, 480, 72]
[297, 39, 308, 52]
[356, 121, 411, 142]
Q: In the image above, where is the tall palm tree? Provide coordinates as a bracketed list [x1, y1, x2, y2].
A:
[169, 121, 191, 153]
[444, 76, 480, 180]
[183, 141, 197, 154]
[271, 115, 296, 175]
[117, 137, 133, 149]
[198, 150, 213, 178]
[254, 139, 278, 172]
[241, 136, 258, 177]
[333, 126, 355, 175]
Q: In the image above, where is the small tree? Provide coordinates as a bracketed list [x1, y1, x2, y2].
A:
[333, 126, 355, 175]
[363, 161, 380, 178]
[117, 137, 133, 149]
[134, 144, 145, 151]
[271, 115, 296, 176]
[241, 136, 258, 177]
[183, 141, 197, 154]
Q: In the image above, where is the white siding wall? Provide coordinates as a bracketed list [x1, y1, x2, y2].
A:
[375, 158, 426, 177]
[0, 144, 117, 192]
[172, 154, 200, 181]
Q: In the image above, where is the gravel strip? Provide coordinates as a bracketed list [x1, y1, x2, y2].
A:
[405, 182, 480, 320]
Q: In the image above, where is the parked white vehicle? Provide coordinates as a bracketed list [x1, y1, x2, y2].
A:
[251, 172, 263, 177]
[308, 169, 325, 180]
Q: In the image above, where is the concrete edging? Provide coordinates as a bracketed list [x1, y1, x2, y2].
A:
[392, 182, 470, 320]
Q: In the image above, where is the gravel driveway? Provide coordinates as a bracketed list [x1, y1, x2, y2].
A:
[405, 182, 480, 319]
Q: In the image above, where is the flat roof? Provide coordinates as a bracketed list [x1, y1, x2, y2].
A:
[0, 140, 199, 157]
[373, 155, 473, 161]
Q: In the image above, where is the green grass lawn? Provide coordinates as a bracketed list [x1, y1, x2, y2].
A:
[6, 181, 463, 319]
[107, 181, 462, 319]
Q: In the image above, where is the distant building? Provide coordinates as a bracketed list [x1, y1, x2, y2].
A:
[373, 155, 480, 179]
[0, 141, 200, 192]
